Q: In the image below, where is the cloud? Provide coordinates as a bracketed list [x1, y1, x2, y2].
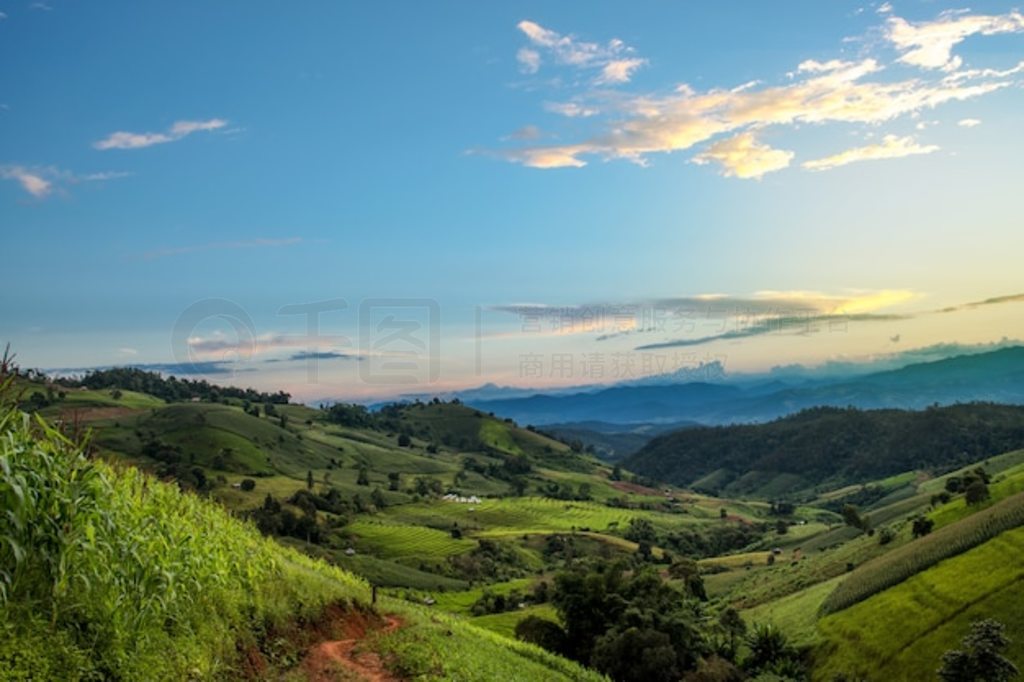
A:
[0, 164, 129, 198]
[544, 101, 599, 118]
[94, 118, 228, 150]
[497, 55, 1007, 172]
[492, 10, 1021, 177]
[517, 48, 541, 74]
[802, 134, 939, 171]
[692, 132, 795, 179]
[284, 351, 354, 362]
[516, 20, 646, 84]
[886, 10, 1024, 71]
[142, 237, 303, 260]
[634, 313, 908, 350]
[939, 292, 1024, 313]
[958, 118, 982, 127]
[492, 290, 917, 343]
[0, 166, 52, 197]
[877, 2, 893, 15]
[507, 125, 542, 141]
[598, 58, 647, 85]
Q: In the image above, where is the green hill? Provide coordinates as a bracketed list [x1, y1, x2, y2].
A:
[0, 375, 607, 681]
[624, 404, 1024, 497]
[814, 526, 1024, 681]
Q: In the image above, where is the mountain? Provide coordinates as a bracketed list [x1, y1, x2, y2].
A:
[623, 403, 1024, 497]
[540, 420, 698, 460]
[469, 381, 743, 425]
[469, 347, 1024, 426]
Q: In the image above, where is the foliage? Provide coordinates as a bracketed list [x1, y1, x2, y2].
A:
[627, 404, 1024, 495]
[938, 619, 1019, 682]
[0, 391, 364, 679]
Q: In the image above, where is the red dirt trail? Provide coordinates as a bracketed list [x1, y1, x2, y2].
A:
[301, 613, 403, 682]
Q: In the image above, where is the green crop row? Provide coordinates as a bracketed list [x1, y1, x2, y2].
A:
[821, 491, 1024, 614]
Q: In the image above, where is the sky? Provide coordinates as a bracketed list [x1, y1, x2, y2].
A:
[1, 1, 1023, 401]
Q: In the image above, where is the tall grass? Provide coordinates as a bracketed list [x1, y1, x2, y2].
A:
[821, 491, 1024, 614]
[0, 370, 365, 680]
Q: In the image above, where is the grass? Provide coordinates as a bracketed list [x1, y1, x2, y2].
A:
[373, 600, 605, 681]
[814, 526, 1024, 681]
[0, 383, 619, 681]
[928, 461, 1024, 530]
[471, 603, 560, 638]
[345, 518, 476, 562]
[741, 576, 842, 648]
[821, 491, 1024, 614]
[0, 406, 366, 680]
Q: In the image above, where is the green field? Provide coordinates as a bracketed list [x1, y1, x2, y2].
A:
[815, 526, 1024, 681]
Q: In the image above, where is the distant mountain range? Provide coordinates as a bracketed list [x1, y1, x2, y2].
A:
[464, 346, 1024, 427]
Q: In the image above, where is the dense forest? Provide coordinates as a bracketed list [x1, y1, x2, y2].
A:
[625, 403, 1024, 496]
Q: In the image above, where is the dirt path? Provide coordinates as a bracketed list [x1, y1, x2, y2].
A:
[302, 614, 403, 682]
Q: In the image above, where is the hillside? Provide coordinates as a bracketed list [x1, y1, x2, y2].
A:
[0, 372, 607, 681]
[13, 364, 1024, 680]
[624, 403, 1024, 497]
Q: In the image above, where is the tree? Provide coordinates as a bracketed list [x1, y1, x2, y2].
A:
[610, 465, 623, 481]
[592, 626, 679, 682]
[387, 471, 400, 491]
[745, 623, 793, 672]
[965, 480, 991, 506]
[515, 616, 567, 655]
[912, 516, 935, 538]
[306, 469, 314, 490]
[718, 608, 747, 659]
[397, 433, 411, 447]
[240, 478, 256, 491]
[841, 504, 869, 532]
[357, 467, 370, 486]
[370, 487, 387, 509]
[938, 619, 1019, 682]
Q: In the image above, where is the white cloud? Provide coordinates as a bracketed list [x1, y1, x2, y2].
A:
[958, 118, 982, 127]
[94, 118, 228, 150]
[0, 164, 131, 198]
[517, 47, 541, 74]
[886, 10, 1024, 71]
[803, 134, 939, 171]
[1, 166, 52, 197]
[544, 101, 599, 118]
[499, 57, 1005, 171]
[692, 132, 795, 179]
[516, 20, 646, 84]
[598, 58, 648, 84]
[877, 2, 893, 15]
[493, 10, 1022, 179]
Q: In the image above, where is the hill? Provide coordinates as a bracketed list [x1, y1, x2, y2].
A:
[623, 403, 1024, 497]
[0, 371, 607, 681]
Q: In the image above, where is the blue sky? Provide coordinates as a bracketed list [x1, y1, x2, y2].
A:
[2, 1, 1023, 400]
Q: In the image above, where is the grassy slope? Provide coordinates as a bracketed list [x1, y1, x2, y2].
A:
[814, 526, 1024, 681]
[0, 404, 607, 682]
